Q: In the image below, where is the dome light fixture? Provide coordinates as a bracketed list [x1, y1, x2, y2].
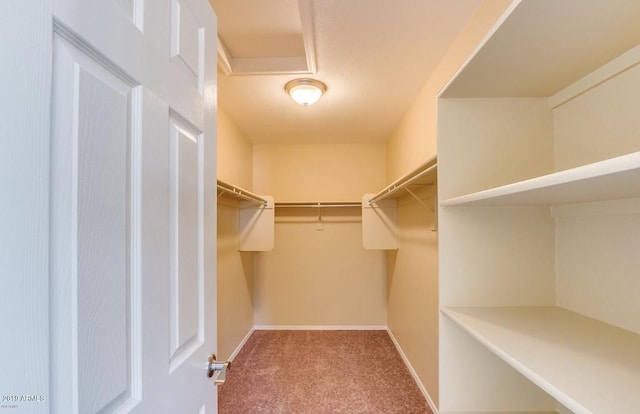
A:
[285, 78, 327, 106]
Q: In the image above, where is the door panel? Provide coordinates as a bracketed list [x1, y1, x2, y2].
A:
[50, 29, 143, 413]
[113, 0, 139, 27]
[169, 116, 205, 372]
[171, 0, 205, 89]
[76, 65, 132, 414]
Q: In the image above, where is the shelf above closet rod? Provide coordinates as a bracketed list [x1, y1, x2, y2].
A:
[275, 202, 362, 208]
[368, 156, 437, 205]
[217, 179, 268, 206]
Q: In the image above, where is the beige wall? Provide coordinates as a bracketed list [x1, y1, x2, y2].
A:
[254, 208, 387, 327]
[384, 0, 514, 409]
[252, 143, 388, 326]
[217, 108, 253, 189]
[217, 201, 254, 359]
[387, 186, 438, 403]
[387, 0, 514, 181]
[253, 143, 386, 201]
[216, 109, 255, 359]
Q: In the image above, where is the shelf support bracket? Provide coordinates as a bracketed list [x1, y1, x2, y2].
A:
[404, 187, 430, 210]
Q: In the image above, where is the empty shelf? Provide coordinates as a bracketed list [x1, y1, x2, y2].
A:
[441, 152, 640, 207]
[441, 306, 640, 414]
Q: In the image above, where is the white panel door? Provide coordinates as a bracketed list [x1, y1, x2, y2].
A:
[0, 0, 219, 413]
[0, 2, 52, 413]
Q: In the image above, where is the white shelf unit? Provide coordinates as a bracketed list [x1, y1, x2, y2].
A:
[437, 1, 640, 413]
[441, 306, 640, 414]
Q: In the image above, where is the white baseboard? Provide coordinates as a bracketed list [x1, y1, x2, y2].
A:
[227, 327, 255, 362]
[386, 328, 439, 414]
[227, 326, 386, 359]
[253, 325, 388, 330]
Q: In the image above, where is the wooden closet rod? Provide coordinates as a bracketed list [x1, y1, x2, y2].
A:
[217, 180, 268, 206]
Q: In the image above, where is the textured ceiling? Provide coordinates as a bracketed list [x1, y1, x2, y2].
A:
[209, 0, 484, 144]
[215, 0, 305, 58]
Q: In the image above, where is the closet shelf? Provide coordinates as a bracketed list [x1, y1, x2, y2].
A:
[368, 156, 437, 205]
[275, 201, 361, 209]
[441, 306, 640, 414]
[217, 179, 267, 206]
[441, 151, 640, 207]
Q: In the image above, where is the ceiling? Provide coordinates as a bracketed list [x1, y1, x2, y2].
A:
[208, 0, 483, 144]
[442, 0, 640, 98]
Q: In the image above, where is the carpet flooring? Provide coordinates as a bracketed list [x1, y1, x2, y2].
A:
[218, 330, 433, 413]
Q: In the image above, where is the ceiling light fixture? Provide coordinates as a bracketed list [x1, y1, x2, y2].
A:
[285, 78, 327, 106]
